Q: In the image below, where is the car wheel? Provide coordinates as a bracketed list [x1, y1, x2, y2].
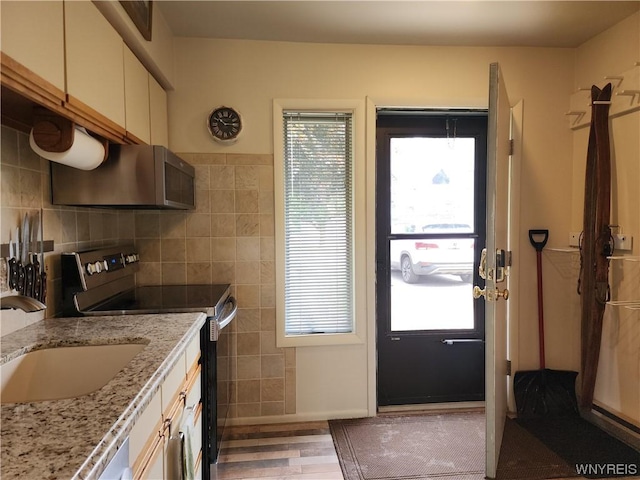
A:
[460, 274, 473, 283]
[401, 256, 419, 284]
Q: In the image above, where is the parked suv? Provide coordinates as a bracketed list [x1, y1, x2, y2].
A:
[390, 223, 474, 283]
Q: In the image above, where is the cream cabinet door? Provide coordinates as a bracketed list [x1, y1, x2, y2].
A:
[0, 0, 65, 94]
[149, 76, 169, 147]
[64, 0, 125, 129]
[124, 46, 151, 144]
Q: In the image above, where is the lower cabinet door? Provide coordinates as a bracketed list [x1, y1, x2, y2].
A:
[137, 436, 164, 480]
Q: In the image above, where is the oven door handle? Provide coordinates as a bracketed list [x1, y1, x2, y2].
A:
[217, 296, 237, 331]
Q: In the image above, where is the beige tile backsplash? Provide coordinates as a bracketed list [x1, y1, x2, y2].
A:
[0, 125, 294, 419]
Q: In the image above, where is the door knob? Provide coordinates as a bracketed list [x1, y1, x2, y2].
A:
[473, 286, 509, 301]
[496, 288, 509, 300]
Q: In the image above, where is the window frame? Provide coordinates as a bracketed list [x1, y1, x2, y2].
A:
[274, 98, 366, 347]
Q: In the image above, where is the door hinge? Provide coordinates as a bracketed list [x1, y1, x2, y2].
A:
[509, 139, 514, 156]
[506, 360, 512, 376]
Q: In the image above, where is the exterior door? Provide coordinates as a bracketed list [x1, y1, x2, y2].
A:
[484, 62, 512, 479]
[376, 112, 488, 406]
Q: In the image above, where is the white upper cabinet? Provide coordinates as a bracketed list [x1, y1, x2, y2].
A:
[124, 46, 151, 144]
[0, 1, 65, 95]
[149, 76, 169, 147]
[64, 0, 125, 129]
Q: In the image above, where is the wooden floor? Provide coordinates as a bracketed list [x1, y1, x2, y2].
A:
[211, 419, 639, 480]
[211, 421, 344, 480]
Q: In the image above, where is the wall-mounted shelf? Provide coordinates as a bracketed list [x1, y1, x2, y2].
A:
[606, 300, 640, 310]
[547, 247, 580, 253]
[567, 62, 640, 130]
[606, 256, 640, 309]
[0, 240, 54, 258]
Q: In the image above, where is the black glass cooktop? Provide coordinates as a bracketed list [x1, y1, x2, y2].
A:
[86, 284, 231, 317]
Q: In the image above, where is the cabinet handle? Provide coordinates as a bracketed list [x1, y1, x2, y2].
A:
[162, 417, 172, 438]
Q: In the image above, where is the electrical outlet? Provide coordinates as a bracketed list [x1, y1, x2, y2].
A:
[569, 232, 581, 247]
[614, 234, 633, 251]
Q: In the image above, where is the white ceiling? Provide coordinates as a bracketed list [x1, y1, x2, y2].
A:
[156, 1, 640, 48]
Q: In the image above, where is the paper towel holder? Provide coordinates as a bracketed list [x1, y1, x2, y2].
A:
[31, 107, 108, 160]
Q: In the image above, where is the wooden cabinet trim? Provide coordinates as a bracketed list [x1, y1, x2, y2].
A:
[125, 130, 147, 145]
[186, 361, 201, 389]
[1, 52, 65, 105]
[65, 94, 127, 138]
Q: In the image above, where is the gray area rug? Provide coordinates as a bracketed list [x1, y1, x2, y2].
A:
[330, 412, 580, 480]
[329, 411, 485, 480]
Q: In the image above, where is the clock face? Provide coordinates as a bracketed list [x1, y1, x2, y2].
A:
[207, 106, 242, 143]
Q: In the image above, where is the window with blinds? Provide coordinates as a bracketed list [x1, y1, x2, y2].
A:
[282, 111, 354, 335]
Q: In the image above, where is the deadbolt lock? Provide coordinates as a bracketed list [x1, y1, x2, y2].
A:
[478, 248, 511, 283]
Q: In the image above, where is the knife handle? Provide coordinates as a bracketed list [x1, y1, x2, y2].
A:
[25, 263, 34, 298]
[33, 256, 41, 301]
[8, 258, 18, 290]
[16, 261, 25, 295]
[39, 271, 47, 304]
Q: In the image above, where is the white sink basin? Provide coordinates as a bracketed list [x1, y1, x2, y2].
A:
[1, 343, 146, 404]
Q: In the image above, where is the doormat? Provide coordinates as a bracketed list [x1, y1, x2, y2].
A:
[496, 418, 578, 479]
[517, 416, 640, 479]
[329, 412, 485, 480]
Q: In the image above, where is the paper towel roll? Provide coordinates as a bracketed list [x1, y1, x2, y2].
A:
[29, 126, 105, 170]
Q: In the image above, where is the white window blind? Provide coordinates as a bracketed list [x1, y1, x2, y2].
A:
[282, 111, 354, 335]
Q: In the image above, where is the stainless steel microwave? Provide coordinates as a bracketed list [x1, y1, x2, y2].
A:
[50, 145, 195, 209]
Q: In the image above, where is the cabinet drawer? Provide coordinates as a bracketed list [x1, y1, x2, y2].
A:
[162, 352, 186, 414]
[186, 367, 202, 410]
[136, 435, 164, 480]
[185, 334, 201, 373]
[130, 389, 162, 471]
[191, 405, 203, 473]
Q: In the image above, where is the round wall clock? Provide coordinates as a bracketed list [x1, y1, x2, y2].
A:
[207, 106, 242, 144]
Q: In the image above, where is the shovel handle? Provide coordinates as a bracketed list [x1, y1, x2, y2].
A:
[529, 229, 548, 368]
[529, 229, 549, 252]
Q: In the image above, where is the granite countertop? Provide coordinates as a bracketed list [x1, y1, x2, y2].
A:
[0, 312, 206, 480]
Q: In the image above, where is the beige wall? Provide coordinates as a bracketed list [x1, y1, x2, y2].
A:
[169, 38, 577, 420]
[572, 12, 640, 426]
[136, 152, 296, 419]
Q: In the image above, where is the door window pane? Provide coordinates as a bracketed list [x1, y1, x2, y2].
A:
[391, 137, 475, 234]
[389, 136, 476, 331]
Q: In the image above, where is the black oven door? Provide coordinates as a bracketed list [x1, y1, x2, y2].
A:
[200, 295, 237, 477]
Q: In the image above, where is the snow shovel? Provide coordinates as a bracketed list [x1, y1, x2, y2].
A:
[513, 229, 579, 418]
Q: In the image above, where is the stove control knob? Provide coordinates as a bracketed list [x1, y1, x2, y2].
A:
[94, 261, 103, 274]
[125, 254, 139, 264]
[102, 260, 109, 272]
[85, 263, 97, 275]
